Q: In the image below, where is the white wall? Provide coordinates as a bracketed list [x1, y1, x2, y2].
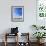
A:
[0, 0, 37, 42]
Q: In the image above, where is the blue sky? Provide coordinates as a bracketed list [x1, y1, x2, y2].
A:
[14, 8, 22, 16]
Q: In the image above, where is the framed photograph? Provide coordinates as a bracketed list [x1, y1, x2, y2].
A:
[11, 6, 24, 22]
